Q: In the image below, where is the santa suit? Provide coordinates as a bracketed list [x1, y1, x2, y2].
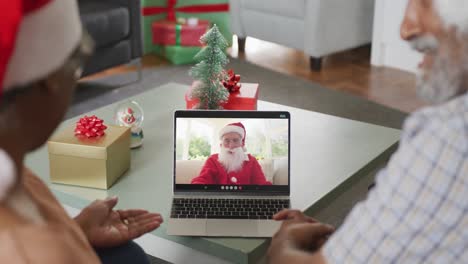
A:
[191, 154, 272, 185]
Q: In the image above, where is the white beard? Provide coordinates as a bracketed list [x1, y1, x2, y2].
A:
[412, 35, 467, 104]
[218, 146, 248, 173]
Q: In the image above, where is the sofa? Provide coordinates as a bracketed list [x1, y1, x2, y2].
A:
[229, 0, 375, 71]
[78, 0, 142, 77]
[175, 158, 288, 185]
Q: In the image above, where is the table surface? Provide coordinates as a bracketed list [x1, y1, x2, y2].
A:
[26, 83, 401, 263]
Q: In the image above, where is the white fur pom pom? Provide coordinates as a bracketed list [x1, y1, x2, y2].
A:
[0, 149, 15, 201]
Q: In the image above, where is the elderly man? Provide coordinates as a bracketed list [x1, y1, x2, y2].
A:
[268, 0, 467, 263]
[191, 122, 272, 185]
[0, 1, 162, 263]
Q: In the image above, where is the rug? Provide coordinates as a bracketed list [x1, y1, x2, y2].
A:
[72, 59, 406, 129]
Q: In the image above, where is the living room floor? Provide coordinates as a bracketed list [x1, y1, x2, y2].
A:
[85, 36, 426, 114]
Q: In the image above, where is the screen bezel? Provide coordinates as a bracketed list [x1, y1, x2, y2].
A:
[173, 110, 291, 195]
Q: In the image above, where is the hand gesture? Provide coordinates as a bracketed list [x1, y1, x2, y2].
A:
[268, 209, 334, 261]
[75, 196, 163, 248]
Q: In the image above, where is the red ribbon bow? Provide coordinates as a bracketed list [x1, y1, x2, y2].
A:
[75, 115, 107, 138]
[223, 69, 241, 93]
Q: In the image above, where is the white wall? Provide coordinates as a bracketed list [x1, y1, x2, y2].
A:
[371, 0, 421, 73]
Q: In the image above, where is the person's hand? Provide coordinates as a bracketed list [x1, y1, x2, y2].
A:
[273, 209, 318, 223]
[268, 209, 334, 262]
[74, 196, 163, 248]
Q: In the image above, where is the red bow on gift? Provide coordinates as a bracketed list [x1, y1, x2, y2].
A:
[223, 69, 241, 93]
[75, 115, 107, 138]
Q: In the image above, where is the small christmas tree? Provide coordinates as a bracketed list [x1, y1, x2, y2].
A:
[190, 24, 229, 109]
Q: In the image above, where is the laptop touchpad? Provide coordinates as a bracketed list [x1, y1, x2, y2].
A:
[206, 220, 258, 236]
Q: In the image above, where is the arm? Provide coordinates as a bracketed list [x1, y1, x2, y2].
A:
[191, 157, 218, 184]
[269, 248, 327, 264]
[74, 196, 162, 248]
[321, 111, 467, 262]
[0, 226, 101, 263]
[251, 158, 272, 185]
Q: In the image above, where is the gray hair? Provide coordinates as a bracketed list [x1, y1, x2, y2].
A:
[435, 0, 468, 33]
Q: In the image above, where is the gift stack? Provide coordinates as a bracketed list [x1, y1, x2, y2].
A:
[185, 70, 259, 110]
[47, 116, 131, 189]
[152, 18, 210, 64]
[141, 0, 231, 64]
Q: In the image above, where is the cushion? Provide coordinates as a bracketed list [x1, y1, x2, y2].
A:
[79, 2, 130, 49]
[241, 0, 305, 19]
[175, 160, 205, 184]
[257, 159, 274, 182]
[273, 157, 288, 185]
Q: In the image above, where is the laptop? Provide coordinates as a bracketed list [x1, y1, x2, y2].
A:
[167, 110, 291, 237]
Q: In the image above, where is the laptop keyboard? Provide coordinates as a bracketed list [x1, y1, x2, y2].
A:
[170, 198, 290, 219]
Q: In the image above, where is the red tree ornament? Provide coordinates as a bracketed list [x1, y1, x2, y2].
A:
[75, 115, 107, 138]
[223, 69, 241, 93]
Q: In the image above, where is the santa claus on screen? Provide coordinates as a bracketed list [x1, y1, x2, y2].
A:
[191, 122, 272, 185]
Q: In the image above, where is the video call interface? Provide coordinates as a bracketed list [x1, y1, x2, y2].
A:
[175, 117, 289, 190]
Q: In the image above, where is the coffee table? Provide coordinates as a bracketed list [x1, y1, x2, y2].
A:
[26, 83, 401, 263]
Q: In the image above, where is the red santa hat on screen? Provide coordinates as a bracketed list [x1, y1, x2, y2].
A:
[434, 0, 468, 32]
[0, 0, 82, 201]
[219, 122, 246, 148]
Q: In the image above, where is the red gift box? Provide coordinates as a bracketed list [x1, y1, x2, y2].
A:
[185, 83, 259, 110]
[152, 19, 210, 46]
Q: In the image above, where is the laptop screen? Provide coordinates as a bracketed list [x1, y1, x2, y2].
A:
[174, 110, 290, 195]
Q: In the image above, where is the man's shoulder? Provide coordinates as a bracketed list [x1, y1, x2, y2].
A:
[246, 154, 257, 161]
[403, 94, 467, 143]
[207, 154, 219, 161]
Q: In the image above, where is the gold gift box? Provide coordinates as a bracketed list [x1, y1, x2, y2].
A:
[48, 125, 131, 189]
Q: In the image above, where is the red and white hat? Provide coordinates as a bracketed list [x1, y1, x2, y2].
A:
[435, 0, 468, 32]
[0, 0, 82, 201]
[219, 122, 246, 146]
[0, 0, 82, 96]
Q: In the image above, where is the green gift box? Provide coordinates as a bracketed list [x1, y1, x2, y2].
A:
[162, 45, 202, 65]
[142, 0, 231, 57]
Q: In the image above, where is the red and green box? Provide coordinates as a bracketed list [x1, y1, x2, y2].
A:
[152, 19, 210, 46]
[142, 0, 231, 64]
[185, 83, 259, 110]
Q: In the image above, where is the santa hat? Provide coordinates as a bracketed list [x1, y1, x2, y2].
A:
[219, 122, 246, 146]
[434, 0, 468, 32]
[0, 0, 82, 96]
[0, 0, 81, 201]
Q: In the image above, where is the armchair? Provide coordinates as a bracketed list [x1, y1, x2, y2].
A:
[229, 0, 375, 71]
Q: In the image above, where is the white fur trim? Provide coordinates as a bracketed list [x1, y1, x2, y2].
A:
[3, 0, 82, 90]
[219, 125, 245, 139]
[0, 149, 15, 201]
[435, 0, 468, 32]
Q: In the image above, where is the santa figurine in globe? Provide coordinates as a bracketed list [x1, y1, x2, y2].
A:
[191, 122, 272, 185]
[114, 101, 144, 148]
